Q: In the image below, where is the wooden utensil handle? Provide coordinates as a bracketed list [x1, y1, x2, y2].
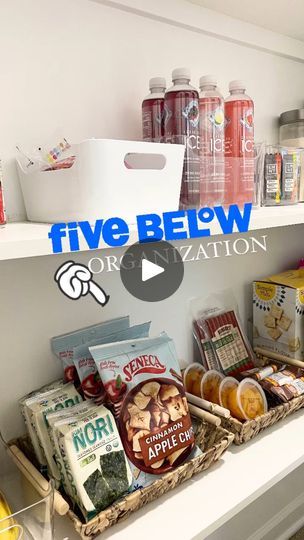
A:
[189, 403, 221, 427]
[254, 347, 304, 369]
[186, 392, 230, 418]
[8, 445, 69, 516]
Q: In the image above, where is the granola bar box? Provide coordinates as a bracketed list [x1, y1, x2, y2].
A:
[253, 269, 304, 360]
[89, 334, 195, 479]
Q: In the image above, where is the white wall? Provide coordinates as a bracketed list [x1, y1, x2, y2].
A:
[1, 0, 304, 220]
[1, 224, 303, 448]
[1, 3, 304, 536]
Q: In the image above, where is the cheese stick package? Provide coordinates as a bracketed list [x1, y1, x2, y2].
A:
[54, 405, 132, 521]
[51, 317, 130, 383]
[73, 322, 151, 402]
[89, 334, 196, 490]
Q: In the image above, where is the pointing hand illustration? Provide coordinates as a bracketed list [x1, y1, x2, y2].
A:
[55, 261, 109, 306]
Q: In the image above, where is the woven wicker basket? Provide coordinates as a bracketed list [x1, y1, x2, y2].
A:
[9, 418, 234, 539]
[221, 394, 304, 445]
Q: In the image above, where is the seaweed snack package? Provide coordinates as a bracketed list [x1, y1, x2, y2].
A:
[51, 317, 130, 383]
[27, 383, 82, 481]
[23, 386, 64, 472]
[191, 291, 255, 377]
[19, 378, 64, 426]
[56, 405, 132, 521]
[90, 334, 195, 487]
[48, 400, 97, 493]
[73, 322, 151, 402]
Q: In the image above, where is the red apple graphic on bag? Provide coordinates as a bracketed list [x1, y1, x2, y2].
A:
[82, 372, 104, 398]
[105, 375, 127, 403]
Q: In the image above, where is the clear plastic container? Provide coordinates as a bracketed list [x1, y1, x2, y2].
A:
[262, 145, 301, 206]
[253, 142, 265, 207]
[279, 109, 304, 148]
[219, 377, 238, 409]
[183, 363, 206, 397]
[0, 435, 54, 540]
[200, 370, 224, 404]
[237, 378, 268, 420]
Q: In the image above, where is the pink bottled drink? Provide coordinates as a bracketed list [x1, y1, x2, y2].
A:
[199, 75, 225, 207]
[142, 77, 166, 142]
[164, 68, 200, 208]
[224, 80, 254, 206]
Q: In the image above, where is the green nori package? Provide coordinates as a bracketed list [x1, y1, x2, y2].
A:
[100, 450, 130, 498]
[55, 405, 132, 522]
[84, 469, 116, 512]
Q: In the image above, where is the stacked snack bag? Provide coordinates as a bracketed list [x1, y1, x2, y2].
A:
[19, 317, 199, 523]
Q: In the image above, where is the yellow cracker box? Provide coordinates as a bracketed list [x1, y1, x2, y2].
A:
[253, 269, 304, 360]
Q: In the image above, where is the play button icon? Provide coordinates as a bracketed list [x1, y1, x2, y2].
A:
[120, 240, 184, 302]
[142, 259, 165, 282]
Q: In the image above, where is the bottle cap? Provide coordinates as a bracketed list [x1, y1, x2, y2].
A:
[199, 75, 217, 88]
[149, 77, 166, 90]
[229, 80, 246, 92]
[172, 67, 191, 81]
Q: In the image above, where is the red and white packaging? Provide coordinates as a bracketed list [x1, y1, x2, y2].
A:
[89, 334, 195, 476]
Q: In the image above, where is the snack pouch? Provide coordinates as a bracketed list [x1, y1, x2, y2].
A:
[28, 383, 82, 481]
[56, 405, 132, 521]
[89, 334, 195, 488]
[190, 290, 254, 376]
[48, 400, 97, 493]
[51, 317, 130, 383]
[73, 322, 151, 402]
[19, 379, 64, 427]
[23, 386, 64, 471]
[269, 377, 304, 402]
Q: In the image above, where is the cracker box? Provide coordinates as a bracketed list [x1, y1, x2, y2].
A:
[253, 269, 304, 360]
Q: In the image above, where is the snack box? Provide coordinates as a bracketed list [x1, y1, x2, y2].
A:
[253, 269, 304, 361]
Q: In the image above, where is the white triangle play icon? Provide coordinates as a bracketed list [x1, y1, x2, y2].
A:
[142, 258, 165, 282]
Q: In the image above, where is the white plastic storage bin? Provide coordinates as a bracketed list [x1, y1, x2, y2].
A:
[17, 139, 185, 224]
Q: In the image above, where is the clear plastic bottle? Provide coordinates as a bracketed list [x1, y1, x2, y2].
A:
[199, 75, 225, 207]
[142, 77, 166, 142]
[224, 80, 254, 206]
[164, 68, 200, 208]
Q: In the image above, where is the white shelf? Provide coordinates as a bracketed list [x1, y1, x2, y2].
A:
[54, 409, 304, 540]
[0, 205, 303, 261]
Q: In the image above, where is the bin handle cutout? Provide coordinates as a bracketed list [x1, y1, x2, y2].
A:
[124, 153, 166, 170]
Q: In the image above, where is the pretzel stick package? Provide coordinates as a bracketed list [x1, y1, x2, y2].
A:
[191, 290, 255, 377]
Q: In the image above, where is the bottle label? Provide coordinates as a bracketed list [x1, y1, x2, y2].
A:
[142, 98, 165, 142]
[224, 100, 254, 205]
[164, 91, 200, 207]
[199, 97, 225, 205]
